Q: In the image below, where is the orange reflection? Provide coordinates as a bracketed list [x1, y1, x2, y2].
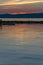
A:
[0, 24, 43, 39]
[0, 24, 43, 45]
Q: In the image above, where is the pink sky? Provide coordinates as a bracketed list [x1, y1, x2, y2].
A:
[0, 0, 43, 14]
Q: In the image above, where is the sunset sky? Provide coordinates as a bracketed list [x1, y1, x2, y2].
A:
[0, 0, 43, 14]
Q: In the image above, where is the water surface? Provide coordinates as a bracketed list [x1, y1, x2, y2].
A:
[0, 24, 43, 65]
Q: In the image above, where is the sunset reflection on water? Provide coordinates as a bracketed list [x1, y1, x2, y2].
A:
[0, 24, 43, 38]
[0, 24, 43, 64]
[0, 24, 43, 44]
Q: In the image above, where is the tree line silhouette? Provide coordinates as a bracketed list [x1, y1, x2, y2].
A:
[0, 19, 43, 25]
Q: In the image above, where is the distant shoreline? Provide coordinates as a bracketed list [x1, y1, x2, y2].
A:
[0, 20, 43, 25]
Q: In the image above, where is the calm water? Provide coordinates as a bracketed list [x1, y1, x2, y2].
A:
[0, 24, 43, 65]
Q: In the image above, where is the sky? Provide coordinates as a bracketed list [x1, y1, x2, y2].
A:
[0, 0, 43, 14]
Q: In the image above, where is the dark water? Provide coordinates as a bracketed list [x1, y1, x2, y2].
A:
[0, 24, 43, 65]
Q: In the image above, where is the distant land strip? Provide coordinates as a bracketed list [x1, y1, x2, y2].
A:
[0, 13, 43, 25]
[0, 20, 43, 25]
[0, 13, 43, 18]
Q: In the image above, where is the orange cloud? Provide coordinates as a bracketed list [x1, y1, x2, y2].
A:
[0, 1, 43, 14]
[0, 1, 43, 5]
